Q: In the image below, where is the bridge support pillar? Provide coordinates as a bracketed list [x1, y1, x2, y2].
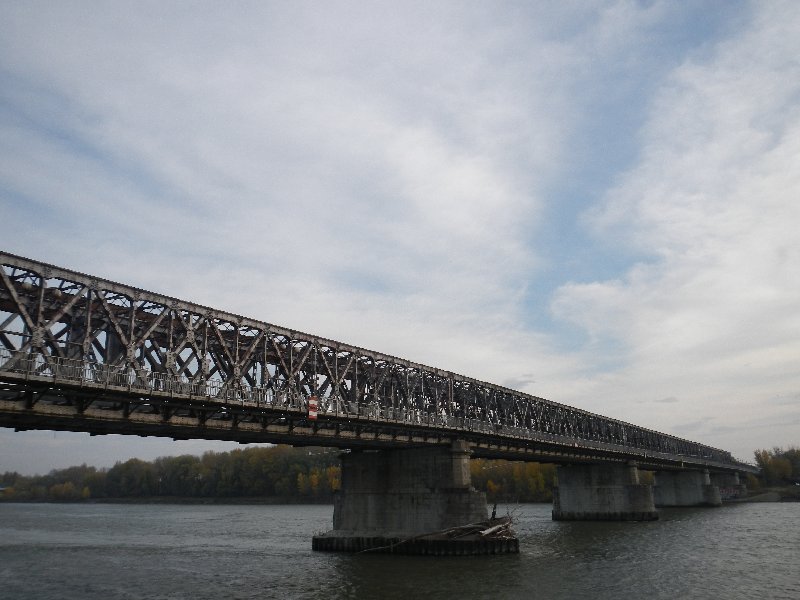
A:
[654, 469, 722, 507]
[709, 471, 748, 501]
[552, 462, 658, 521]
[313, 441, 504, 553]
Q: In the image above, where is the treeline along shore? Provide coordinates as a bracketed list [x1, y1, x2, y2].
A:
[2, 445, 796, 504]
[0, 445, 557, 504]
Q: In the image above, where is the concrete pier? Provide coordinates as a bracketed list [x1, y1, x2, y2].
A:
[710, 471, 748, 501]
[552, 462, 658, 521]
[313, 441, 504, 553]
[654, 469, 722, 507]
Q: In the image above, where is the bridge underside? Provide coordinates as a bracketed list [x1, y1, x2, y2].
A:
[1, 374, 748, 546]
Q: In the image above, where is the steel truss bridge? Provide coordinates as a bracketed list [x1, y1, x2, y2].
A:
[0, 251, 755, 475]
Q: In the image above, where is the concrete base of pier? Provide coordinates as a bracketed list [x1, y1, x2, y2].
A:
[312, 532, 519, 555]
[654, 469, 722, 507]
[312, 441, 509, 554]
[331, 441, 488, 534]
[552, 463, 658, 521]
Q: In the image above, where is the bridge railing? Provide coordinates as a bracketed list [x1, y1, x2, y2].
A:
[1, 347, 759, 473]
[0, 349, 319, 411]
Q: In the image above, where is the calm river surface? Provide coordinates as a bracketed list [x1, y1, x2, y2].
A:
[0, 502, 798, 599]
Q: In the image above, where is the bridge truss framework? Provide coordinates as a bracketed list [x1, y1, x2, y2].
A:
[0, 251, 755, 474]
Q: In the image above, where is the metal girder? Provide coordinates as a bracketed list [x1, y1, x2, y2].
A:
[0, 251, 755, 474]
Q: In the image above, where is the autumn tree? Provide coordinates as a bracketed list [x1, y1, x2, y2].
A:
[754, 447, 796, 485]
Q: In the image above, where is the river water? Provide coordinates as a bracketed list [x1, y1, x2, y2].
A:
[0, 502, 797, 599]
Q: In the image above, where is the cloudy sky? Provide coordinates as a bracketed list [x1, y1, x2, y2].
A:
[1, 1, 798, 474]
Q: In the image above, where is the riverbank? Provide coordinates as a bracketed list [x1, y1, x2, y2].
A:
[5, 489, 798, 505]
[0, 495, 335, 505]
[733, 486, 800, 502]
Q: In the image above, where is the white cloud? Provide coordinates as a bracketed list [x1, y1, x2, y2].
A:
[1, 1, 794, 471]
[553, 0, 800, 458]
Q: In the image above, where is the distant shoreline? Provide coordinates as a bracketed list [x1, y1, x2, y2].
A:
[3, 491, 799, 505]
[730, 489, 800, 503]
[0, 496, 335, 505]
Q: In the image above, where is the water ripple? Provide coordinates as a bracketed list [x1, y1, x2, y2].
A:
[0, 502, 798, 599]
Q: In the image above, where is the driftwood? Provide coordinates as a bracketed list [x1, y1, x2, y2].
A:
[479, 522, 510, 537]
[356, 515, 516, 553]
